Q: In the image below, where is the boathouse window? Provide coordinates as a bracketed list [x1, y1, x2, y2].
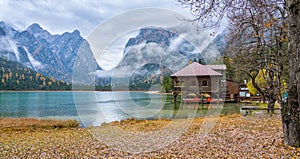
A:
[202, 80, 208, 86]
[191, 81, 196, 86]
[175, 81, 185, 87]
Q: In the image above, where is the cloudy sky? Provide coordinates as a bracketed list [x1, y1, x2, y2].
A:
[0, 0, 193, 37]
[0, 0, 226, 70]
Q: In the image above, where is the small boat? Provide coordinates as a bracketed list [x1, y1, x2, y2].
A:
[182, 94, 200, 103]
[182, 94, 224, 104]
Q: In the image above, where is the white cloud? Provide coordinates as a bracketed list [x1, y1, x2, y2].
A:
[99, 30, 139, 70]
[0, 0, 191, 37]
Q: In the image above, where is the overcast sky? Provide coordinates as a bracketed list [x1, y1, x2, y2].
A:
[0, 0, 227, 70]
[0, 0, 193, 37]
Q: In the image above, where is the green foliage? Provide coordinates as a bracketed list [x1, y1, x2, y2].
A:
[95, 85, 112, 91]
[162, 76, 173, 93]
[193, 58, 205, 65]
[0, 58, 71, 90]
[129, 75, 158, 91]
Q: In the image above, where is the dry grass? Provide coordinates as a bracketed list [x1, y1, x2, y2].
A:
[106, 118, 172, 132]
[0, 118, 79, 132]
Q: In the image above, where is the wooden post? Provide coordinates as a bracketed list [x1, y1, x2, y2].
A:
[173, 92, 178, 103]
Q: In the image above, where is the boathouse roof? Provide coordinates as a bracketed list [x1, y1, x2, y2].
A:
[170, 62, 223, 77]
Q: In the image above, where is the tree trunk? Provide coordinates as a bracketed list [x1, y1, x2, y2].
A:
[282, 0, 300, 147]
[267, 95, 276, 114]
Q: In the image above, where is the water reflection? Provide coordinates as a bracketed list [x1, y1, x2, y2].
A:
[165, 102, 226, 119]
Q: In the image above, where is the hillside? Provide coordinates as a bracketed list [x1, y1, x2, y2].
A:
[0, 58, 71, 90]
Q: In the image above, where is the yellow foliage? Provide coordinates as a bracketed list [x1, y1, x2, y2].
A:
[36, 73, 40, 80]
[51, 77, 56, 83]
[281, 80, 288, 94]
[40, 77, 46, 81]
[247, 69, 268, 95]
[280, 37, 288, 42]
[264, 22, 271, 28]
[4, 74, 9, 80]
[247, 82, 257, 95]
[247, 69, 287, 95]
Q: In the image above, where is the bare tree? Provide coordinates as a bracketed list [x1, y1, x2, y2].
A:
[178, 0, 300, 147]
[226, 1, 288, 112]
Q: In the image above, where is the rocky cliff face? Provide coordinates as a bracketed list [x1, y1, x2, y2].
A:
[0, 21, 101, 82]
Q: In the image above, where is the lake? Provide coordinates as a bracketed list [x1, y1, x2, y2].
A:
[0, 91, 242, 126]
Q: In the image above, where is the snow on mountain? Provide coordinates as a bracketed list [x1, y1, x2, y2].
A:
[23, 46, 42, 69]
[7, 39, 20, 62]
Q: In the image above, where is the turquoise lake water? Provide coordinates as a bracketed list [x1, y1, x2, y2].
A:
[0, 91, 242, 126]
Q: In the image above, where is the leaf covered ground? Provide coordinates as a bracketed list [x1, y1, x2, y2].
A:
[0, 114, 299, 158]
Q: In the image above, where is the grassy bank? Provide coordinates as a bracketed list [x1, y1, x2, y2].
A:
[0, 118, 79, 132]
[0, 115, 300, 158]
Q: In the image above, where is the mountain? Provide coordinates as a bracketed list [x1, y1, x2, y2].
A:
[125, 28, 178, 48]
[0, 58, 71, 90]
[0, 21, 227, 90]
[97, 25, 227, 90]
[123, 27, 204, 64]
[0, 21, 101, 83]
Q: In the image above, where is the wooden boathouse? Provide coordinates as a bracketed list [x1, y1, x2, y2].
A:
[170, 62, 226, 103]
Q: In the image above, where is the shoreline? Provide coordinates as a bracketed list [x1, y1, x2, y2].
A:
[0, 90, 172, 94]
